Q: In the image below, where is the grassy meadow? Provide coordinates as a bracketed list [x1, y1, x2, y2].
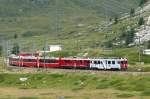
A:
[0, 0, 142, 50]
[0, 73, 149, 99]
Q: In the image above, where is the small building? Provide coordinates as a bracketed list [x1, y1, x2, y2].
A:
[143, 49, 150, 55]
[37, 45, 62, 56]
[48, 45, 62, 52]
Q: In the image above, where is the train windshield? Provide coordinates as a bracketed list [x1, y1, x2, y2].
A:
[121, 61, 127, 64]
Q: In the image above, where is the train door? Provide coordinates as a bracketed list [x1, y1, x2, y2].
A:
[101, 60, 106, 70]
[90, 60, 96, 69]
[106, 60, 111, 70]
[94, 61, 100, 69]
[97, 60, 106, 70]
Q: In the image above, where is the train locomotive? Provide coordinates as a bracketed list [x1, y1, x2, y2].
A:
[9, 54, 128, 71]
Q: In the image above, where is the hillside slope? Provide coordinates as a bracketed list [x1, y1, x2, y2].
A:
[0, 0, 140, 38]
[0, 0, 148, 55]
[0, 0, 140, 17]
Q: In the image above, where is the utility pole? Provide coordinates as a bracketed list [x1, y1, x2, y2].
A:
[16, 35, 21, 72]
[32, 40, 36, 71]
[76, 40, 79, 51]
[32, 41, 35, 56]
[6, 40, 11, 70]
[2, 40, 5, 71]
[43, 38, 48, 71]
[2, 39, 8, 71]
[138, 36, 141, 63]
[55, 0, 64, 57]
[5, 41, 8, 70]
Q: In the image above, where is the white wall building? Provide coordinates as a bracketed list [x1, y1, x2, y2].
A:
[48, 45, 62, 52]
[143, 49, 150, 55]
[37, 45, 62, 56]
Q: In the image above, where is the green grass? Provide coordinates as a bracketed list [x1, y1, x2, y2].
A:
[0, 73, 150, 92]
[141, 89, 150, 96]
[0, 73, 150, 98]
[117, 93, 134, 98]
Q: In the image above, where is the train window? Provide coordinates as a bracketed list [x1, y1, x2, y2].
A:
[100, 61, 103, 64]
[39, 59, 56, 63]
[23, 59, 35, 62]
[39, 59, 44, 63]
[23, 59, 27, 62]
[122, 61, 127, 64]
[112, 61, 115, 64]
[118, 61, 121, 64]
[94, 61, 97, 64]
[64, 60, 68, 63]
[83, 60, 85, 63]
[80, 60, 82, 64]
[121, 61, 124, 64]
[12, 58, 19, 61]
[108, 61, 111, 64]
[98, 61, 101, 64]
[15, 59, 19, 61]
[45, 59, 49, 63]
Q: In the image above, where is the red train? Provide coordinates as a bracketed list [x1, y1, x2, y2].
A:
[9, 54, 128, 70]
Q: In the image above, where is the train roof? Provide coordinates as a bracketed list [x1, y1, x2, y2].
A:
[62, 58, 89, 60]
[9, 55, 127, 61]
[61, 57, 127, 61]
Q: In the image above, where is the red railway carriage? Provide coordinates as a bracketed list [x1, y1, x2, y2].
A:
[59, 58, 90, 69]
[9, 56, 20, 66]
[20, 57, 60, 68]
[9, 56, 37, 67]
[38, 57, 60, 68]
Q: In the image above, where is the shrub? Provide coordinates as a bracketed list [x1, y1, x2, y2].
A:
[138, 17, 145, 26]
[130, 8, 135, 17]
[11, 43, 20, 55]
[22, 31, 35, 37]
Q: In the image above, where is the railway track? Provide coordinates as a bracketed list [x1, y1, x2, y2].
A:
[6, 65, 150, 75]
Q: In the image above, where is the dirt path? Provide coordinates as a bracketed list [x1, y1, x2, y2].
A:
[0, 87, 147, 99]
